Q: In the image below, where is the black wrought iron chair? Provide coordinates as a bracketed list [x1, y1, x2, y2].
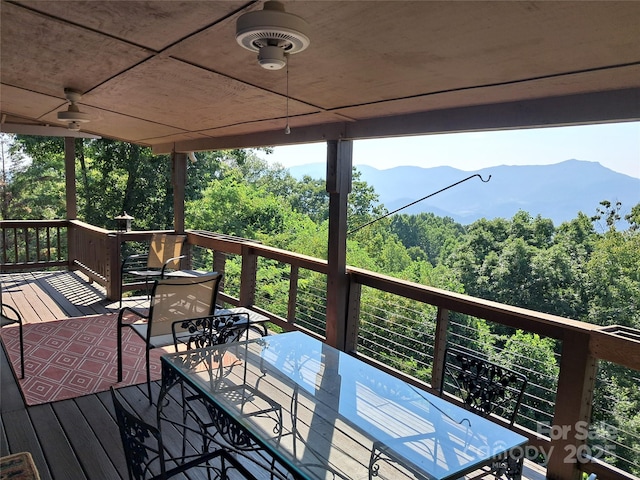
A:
[171, 311, 265, 350]
[171, 314, 282, 462]
[439, 345, 528, 426]
[369, 345, 528, 480]
[110, 386, 257, 480]
[0, 302, 24, 378]
[117, 272, 222, 403]
[439, 345, 528, 479]
[120, 233, 187, 307]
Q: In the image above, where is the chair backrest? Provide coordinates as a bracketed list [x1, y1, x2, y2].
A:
[110, 387, 166, 480]
[172, 312, 251, 350]
[146, 233, 186, 270]
[147, 273, 222, 338]
[440, 345, 528, 426]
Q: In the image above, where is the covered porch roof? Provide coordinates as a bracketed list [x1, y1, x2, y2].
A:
[1, 0, 639, 152]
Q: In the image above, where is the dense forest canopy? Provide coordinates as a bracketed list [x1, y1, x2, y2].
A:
[1, 135, 639, 474]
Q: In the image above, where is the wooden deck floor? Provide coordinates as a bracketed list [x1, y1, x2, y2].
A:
[0, 271, 547, 480]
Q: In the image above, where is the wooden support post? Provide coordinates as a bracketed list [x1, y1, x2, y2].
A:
[213, 251, 227, 292]
[172, 152, 187, 234]
[64, 138, 77, 272]
[66, 222, 76, 273]
[105, 232, 121, 301]
[287, 265, 299, 325]
[64, 137, 77, 220]
[431, 307, 450, 391]
[546, 332, 597, 480]
[239, 244, 257, 307]
[325, 139, 352, 350]
[344, 278, 361, 353]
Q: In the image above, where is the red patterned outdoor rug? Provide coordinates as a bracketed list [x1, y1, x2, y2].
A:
[0, 314, 171, 406]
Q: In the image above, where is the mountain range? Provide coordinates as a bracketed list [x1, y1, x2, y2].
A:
[287, 160, 640, 225]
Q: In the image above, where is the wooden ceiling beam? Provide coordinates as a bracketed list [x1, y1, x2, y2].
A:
[153, 87, 640, 154]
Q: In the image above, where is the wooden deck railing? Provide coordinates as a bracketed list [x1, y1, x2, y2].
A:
[1, 220, 639, 480]
[0, 220, 67, 270]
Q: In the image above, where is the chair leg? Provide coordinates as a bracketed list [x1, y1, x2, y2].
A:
[146, 346, 152, 405]
[117, 322, 123, 382]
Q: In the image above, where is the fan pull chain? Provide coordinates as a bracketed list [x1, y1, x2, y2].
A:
[285, 57, 291, 134]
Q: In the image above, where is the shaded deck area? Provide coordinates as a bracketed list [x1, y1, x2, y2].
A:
[0, 271, 546, 480]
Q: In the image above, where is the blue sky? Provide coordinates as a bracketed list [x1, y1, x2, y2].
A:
[260, 121, 640, 179]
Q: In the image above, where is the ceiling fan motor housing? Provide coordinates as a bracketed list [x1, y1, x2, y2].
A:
[57, 88, 90, 130]
[236, 1, 310, 70]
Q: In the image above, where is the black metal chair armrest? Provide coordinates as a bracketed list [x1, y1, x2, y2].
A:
[160, 254, 187, 278]
[121, 252, 148, 265]
[0, 303, 22, 323]
[0, 303, 24, 378]
[121, 253, 150, 277]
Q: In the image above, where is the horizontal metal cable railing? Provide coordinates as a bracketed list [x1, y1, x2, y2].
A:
[357, 286, 558, 435]
[294, 281, 327, 337]
[590, 362, 640, 475]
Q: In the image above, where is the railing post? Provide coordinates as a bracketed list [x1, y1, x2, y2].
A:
[67, 220, 76, 271]
[105, 232, 121, 301]
[345, 275, 361, 353]
[546, 332, 597, 480]
[239, 244, 257, 307]
[287, 265, 299, 325]
[431, 307, 450, 391]
[213, 250, 227, 292]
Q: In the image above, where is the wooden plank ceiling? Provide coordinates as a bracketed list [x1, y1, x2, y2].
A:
[1, 1, 639, 155]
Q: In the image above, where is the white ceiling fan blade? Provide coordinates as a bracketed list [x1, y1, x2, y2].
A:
[0, 123, 101, 139]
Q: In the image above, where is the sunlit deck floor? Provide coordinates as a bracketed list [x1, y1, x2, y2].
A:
[0, 270, 547, 480]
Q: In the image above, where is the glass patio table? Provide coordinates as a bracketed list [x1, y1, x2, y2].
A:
[158, 331, 527, 480]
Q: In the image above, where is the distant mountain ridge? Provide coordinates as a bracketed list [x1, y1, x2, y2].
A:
[287, 160, 640, 225]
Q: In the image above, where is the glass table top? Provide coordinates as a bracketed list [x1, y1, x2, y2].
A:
[161, 331, 528, 480]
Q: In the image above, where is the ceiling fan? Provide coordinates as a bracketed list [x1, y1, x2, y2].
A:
[236, 1, 311, 134]
[236, 1, 311, 70]
[0, 121, 100, 139]
[1, 88, 100, 139]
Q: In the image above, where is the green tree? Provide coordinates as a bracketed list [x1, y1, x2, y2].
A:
[494, 331, 559, 431]
[187, 173, 286, 240]
[625, 203, 640, 231]
[288, 175, 328, 223]
[4, 136, 67, 219]
[591, 199, 623, 232]
[391, 213, 465, 265]
[82, 140, 174, 229]
[585, 230, 640, 328]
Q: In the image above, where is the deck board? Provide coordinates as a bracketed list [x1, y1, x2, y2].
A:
[51, 400, 120, 479]
[2, 273, 49, 322]
[74, 392, 129, 478]
[2, 405, 52, 480]
[1, 270, 546, 480]
[0, 417, 9, 458]
[29, 403, 88, 480]
[24, 272, 78, 320]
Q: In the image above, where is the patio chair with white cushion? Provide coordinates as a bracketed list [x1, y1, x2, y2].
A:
[120, 233, 187, 307]
[116, 272, 222, 403]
